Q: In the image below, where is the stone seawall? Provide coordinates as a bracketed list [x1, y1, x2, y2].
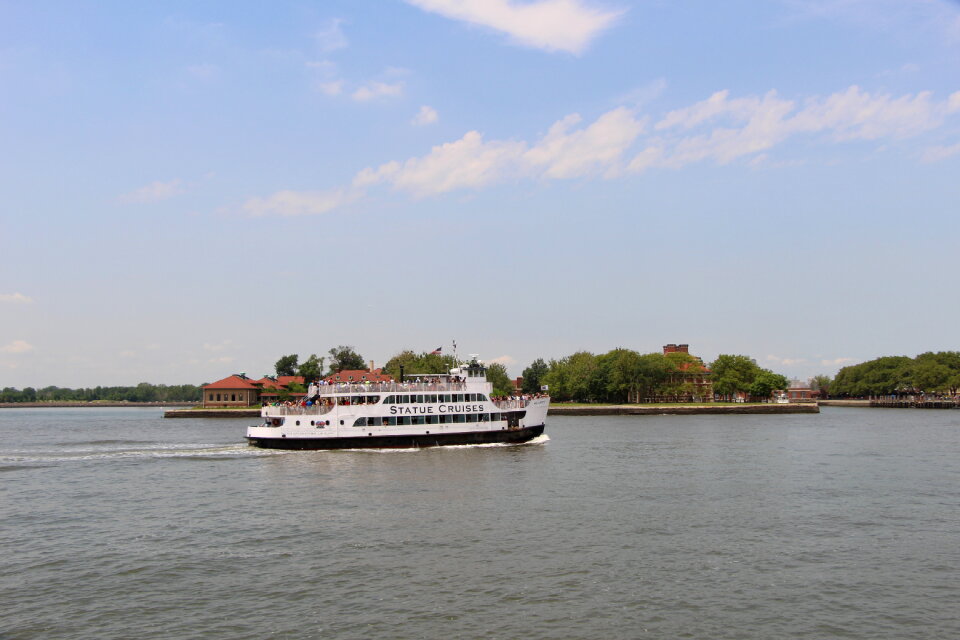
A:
[548, 403, 819, 416]
[165, 409, 260, 418]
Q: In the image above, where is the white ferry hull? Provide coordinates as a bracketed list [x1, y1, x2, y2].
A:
[246, 358, 549, 451]
[247, 423, 544, 450]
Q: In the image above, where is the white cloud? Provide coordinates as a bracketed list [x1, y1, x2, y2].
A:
[242, 188, 359, 217]
[118, 179, 185, 204]
[631, 86, 960, 172]
[1, 340, 34, 354]
[524, 107, 645, 178]
[0, 292, 32, 304]
[351, 81, 404, 101]
[245, 85, 960, 216]
[203, 340, 233, 352]
[209, 356, 235, 364]
[356, 108, 644, 195]
[354, 131, 526, 196]
[921, 141, 960, 163]
[489, 355, 516, 366]
[316, 80, 344, 96]
[119, 350, 137, 358]
[412, 105, 439, 126]
[790, 86, 945, 141]
[315, 19, 348, 52]
[949, 91, 960, 113]
[406, 0, 623, 54]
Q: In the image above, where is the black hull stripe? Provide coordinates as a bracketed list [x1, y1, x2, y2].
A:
[247, 425, 545, 450]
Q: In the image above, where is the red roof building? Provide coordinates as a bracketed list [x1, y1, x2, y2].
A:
[202, 375, 261, 407]
[202, 367, 393, 407]
[202, 374, 309, 407]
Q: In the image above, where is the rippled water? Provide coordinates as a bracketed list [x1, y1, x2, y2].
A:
[2, 407, 959, 639]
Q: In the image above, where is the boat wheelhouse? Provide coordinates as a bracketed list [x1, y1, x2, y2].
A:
[246, 356, 548, 449]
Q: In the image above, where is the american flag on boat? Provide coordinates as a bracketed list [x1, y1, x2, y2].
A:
[430, 347, 442, 355]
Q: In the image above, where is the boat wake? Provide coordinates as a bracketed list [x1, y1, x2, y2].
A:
[333, 433, 551, 453]
[0, 442, 291, 466]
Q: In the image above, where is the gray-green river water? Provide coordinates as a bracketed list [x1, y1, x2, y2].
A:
[2, 407, 958, 639]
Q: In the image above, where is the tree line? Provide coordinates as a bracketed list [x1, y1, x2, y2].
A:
[274, 347, 516, 397]
[518, 349, 789, 403]
[33, 344, 950, 405]
[0, 383, 202, 403]
[828, 351, 960, 397]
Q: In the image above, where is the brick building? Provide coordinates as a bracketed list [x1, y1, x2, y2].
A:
[201, 374, 262, 407]
[629, 343, 714, 403]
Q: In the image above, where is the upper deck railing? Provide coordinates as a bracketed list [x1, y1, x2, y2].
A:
[267, 403, 337, 417]
[312, 381, 469, 394]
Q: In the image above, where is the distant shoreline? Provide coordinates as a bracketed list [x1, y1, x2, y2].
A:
[0, 401, 821, 416]
[163, 403, 820, 419]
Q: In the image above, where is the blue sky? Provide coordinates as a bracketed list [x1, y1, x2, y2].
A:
[2, 0, 960, 387]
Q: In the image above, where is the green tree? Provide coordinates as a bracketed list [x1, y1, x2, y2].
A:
[564, 351, 600, 402]
[298, 354, 325, 382]
[133, 382, 158, 402]
[520, 358, 549, 394]
[749, 371, 788, 400]
[383, 350, 458, 379]
[383, 350, 417, 379]
[596, 349, 635, 402]
[415, 352, 458, 375]
[327, 345, 366, 373]
[275, 354, 299, 377]
[710, 354, 758, 400]
[486, 362, 514, 397]
[542, 357, 572, 401]
[1, 387, 21, 402]
[910, 358, 952, 393]
[832, 356, 912, 396]
[810, 374, 832, 397]
[633, 352, 674, 402]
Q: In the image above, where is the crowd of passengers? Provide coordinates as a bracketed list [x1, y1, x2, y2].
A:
[263, 384, 549, 409]
[491, 392, 549, 407]
[266, 396, 376, 408]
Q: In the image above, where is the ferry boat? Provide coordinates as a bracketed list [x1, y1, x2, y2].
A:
[246, 356, 549, 450]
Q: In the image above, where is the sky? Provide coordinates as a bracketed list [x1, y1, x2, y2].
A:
[2, 0, 960, 388]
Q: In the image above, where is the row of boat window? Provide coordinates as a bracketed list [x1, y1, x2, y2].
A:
[383, 393, 488, 404]
[354, 413, 502, 427]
